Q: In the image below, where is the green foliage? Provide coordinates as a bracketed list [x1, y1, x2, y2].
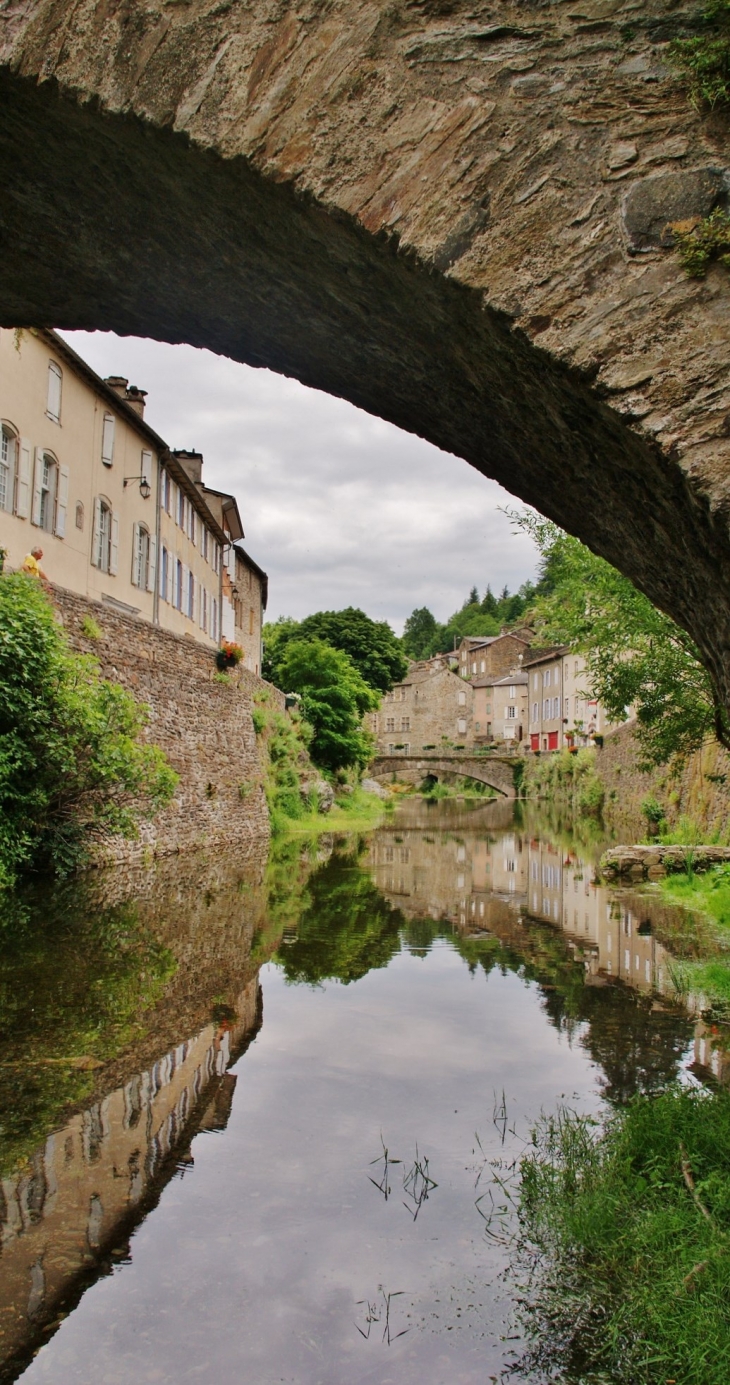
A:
[80, 615, 101, 640]
[0, 574, 177, 886]
[264, 607, 407, 693]
[668, 0, 730, 109]
[509, 509, 725, 767]
[402, 606, 438, 660]
[277, 639, 377, 772]
[672, 207, 730, 279]
[251, 708, 266, 734]
[518, 1089, 730, 1385]
[641, 793, 667, 827]
[527, 747, 605, 817]
[253, 702, 310, 832]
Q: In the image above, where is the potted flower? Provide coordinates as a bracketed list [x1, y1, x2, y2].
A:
[215, 640, 244, 672]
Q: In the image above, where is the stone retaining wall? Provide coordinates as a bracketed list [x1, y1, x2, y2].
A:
[50, 584, 283, 864]
[597, 722, 730, 842]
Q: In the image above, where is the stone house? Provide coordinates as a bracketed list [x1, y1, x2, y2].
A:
[456, 630, 532, 681]
[372, 657, 475, 753]
[472, 669, 529, 745]
[232, 544, 268, 675]
[0, 328, 267, 651]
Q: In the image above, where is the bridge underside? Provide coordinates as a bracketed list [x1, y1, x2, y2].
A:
[1, 0, 729, 709]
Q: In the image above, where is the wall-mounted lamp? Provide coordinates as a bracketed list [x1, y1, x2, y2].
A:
[123, 474, 152, 500]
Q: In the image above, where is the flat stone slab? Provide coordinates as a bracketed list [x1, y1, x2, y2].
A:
[600, 845, 730, 881]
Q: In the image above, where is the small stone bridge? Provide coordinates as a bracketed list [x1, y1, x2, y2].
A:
[371, 754, 518, 799]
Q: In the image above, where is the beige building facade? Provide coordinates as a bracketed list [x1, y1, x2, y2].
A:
[526, 647, 623, 752]
[472, 670, 529, 744]
[0, 330, 267, 653]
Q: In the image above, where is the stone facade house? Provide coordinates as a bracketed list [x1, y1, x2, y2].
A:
[472, 670, 529, 745]
[456, 630, 532, 681]
[0, 328, 267, 651]
[372, 657, 475, 753]
[232, 544, 268, 675]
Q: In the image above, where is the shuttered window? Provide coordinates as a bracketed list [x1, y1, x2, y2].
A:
[101, 413, 115, 466]
[46, 362, 62, 422]
[0, 427, 17, 512]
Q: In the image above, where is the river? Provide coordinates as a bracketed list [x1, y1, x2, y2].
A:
[0, 799, 724, 1384]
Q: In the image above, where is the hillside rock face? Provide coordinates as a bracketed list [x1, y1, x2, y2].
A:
[1, 1, 729, 696]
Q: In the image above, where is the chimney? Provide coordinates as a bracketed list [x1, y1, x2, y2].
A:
[172, 449, 204, 485]
[105, 375, 128, 397]
[125, 385, 147, 418]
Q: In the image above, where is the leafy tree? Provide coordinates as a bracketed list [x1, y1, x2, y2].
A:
[276, 639, 377, 771]
[0, 574, 178, 888]
[508, 509, 729, 767]
[481, 585, 499, 617]
[402, 606, 438, 660]
[264, 607, 407, 694]
[261, 615, 300, 683]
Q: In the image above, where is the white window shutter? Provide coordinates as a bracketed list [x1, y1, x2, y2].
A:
[147, 534, 156, 593]
[199, 585, 205, 628]
[110, 513, 119, 575]
[101, 413, 115, 466]
[55, 465, 69, 538]
[167, 553, 174, 605]
[16, 438, 31, 518]
[31, 447, 44, 526]
[91, 498, 102, 567]
[131, 522, 141, 585]
[181, 563, 188, 615]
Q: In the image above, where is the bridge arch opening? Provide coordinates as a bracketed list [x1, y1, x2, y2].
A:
[2, 1, 730, 711]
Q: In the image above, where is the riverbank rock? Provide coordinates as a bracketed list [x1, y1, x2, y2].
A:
[599, 845, 730, 881]
[300, 778, 335, 814]
[361, 778, 391, 801]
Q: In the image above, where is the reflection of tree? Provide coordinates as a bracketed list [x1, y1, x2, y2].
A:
[575, 988, 694, 1104]
[274, 847, 404, 985]
[0, 882, 175, 1175]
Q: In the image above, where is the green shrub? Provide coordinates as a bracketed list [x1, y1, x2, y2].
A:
[672, 207, 730, 279]
[251, 708, 266, 734]
[668, 0, 730, 109]
[80, 615, 101, 640]
[0, 574, 177, 886]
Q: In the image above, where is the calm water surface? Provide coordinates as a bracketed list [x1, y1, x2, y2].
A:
[0, 801, 720, 1385]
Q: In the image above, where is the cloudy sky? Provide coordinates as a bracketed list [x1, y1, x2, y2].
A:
[60, 331, 538, 633]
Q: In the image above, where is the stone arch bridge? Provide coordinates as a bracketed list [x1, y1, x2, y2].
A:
[1, 1, 729, 711]
[371, 754, 517, 799]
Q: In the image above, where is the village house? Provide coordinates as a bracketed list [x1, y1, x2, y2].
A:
[472, 668, 529, 745]
[231, 544, 268, 675]
[0, 329, 267, 653]
[525, 647, 623, 751]
[372, 656, 475, 753]
[456, 630, 532, 681]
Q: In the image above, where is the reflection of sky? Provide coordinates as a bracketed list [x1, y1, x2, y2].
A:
[58, 331, 539, 630]
[22, 940, 603, 1385]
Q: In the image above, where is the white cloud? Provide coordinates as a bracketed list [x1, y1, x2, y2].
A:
[58, 331, 538, 631]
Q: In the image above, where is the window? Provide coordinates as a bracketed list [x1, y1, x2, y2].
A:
[509, 684, 516, 698]
[75, 502, 84, 530]
[211, 596, 218, 641]
[575, 695, 581, 715]
[564, 697, 570, 717]
[161, 470, 171, 513]
[543, 699, 549, 719]
[249, 607, 254, 636]
[175, 559, 183, 611]
[101, 413, 115, 466]
[199, 586, 208, 631]
[457, 718, 467, 734]
[543, 668, 551, 687]
[0, 425, 17, 512]
[553, 697, 560, 719]
[132, 522, 155, 591]
[574, 660, 579, 676]
[506, 705, 516, 719]
[188, 569, 195, 619]
[92, 498, 117, 574]
[386, 717, 395, 732]
[401, 717, 410, 732]
[160, 546, 169, 601]
[458, 690, 466, 706]
[178, 489, 186, 529]
[480, 660, 485, 673]
[213, 542, 220, 575]
[188, 505, 196, 544]
[46, 361, 62, 422]
[532, 702, 539, 722]
[201, 526, 209, 562]
[31, 450, 68, 537]
[471, 661, 476, 674]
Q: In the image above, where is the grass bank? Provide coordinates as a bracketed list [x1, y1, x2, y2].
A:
[281, 784, 390, 837]
[517, 1088, 730, 1385]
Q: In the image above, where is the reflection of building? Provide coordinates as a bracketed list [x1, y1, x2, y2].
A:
[0, 979, 260, 1378]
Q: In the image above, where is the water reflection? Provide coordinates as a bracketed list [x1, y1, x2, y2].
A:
[0, 804, 726, 1384]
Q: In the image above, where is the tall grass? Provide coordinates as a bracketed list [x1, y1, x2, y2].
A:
[518, 1089, 730, 1385]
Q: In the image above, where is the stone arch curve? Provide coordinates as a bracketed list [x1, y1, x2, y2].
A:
[1, 1, 729, 707]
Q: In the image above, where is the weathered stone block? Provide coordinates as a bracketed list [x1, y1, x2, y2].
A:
[621, 168, 729, 252]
